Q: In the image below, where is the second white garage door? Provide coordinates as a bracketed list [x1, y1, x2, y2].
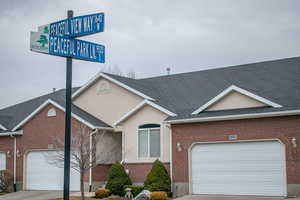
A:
[191, 141, 286, 196]
[26, 151, 80, 191]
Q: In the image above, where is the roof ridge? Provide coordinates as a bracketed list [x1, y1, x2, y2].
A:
[138, 56, 300, 80]
[0, 87, 80, 111]
[102, 72, 135, 80]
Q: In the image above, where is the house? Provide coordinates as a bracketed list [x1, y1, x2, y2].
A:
[0, 57, 300, 197]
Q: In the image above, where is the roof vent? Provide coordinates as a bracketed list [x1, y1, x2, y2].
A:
[166, 67, 171, 75]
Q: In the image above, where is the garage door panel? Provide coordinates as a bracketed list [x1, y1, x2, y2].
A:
[191, 141, 286, 196]
[26, 151, 80, 191]
[0, 153, 6, 170]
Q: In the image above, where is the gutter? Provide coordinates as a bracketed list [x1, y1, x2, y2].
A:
[165, 109, 300, 124]
[89, 128, 98, 192]
[0, 130, 22, 191]
[0, 130, 23, 137]
[8, 130, 23, 192]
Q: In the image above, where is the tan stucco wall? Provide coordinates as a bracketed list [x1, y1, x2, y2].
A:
[73, 77, 143, 126]
[120, 105, 171, 163]
[207, 91, 266, 111]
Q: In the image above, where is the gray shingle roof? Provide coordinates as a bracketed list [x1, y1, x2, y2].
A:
[105, 57, 300, 120]
[1, 56, 300, 127]
[0, 88, 111, 130]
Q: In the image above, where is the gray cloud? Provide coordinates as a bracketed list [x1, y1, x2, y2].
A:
[1, 0, 300, 108]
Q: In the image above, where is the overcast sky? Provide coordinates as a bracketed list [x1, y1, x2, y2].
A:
[1, 0, 300, 109]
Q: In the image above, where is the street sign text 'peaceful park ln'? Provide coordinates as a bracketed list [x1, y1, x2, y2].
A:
[30, 11, 105, 200]
[30, 12, 105, 63]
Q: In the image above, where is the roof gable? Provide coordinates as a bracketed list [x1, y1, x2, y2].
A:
[206, 91, 267, 111]
[114, 100, 177, 126]
[12, 99, 112, 131]
[72, 72, 155, 101]
[192, 85, 282, 115]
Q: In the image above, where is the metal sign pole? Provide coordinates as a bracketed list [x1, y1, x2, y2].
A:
[63, 10, 73, 200]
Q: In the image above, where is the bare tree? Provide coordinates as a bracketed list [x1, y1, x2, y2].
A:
[101, 64, 137, 79]
[126, 70, 136, 79]
[45, 125, 106, 200]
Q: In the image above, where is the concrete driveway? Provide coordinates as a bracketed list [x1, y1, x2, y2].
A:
[0, 191, 63, 200]
[175, 195, 300, 200]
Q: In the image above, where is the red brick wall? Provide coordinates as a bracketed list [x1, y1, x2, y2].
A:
[92, 164, 111, 182]
[0, 136, 14, 171]
[0, 104, 93, 185]
[92, 163, 170, 183]
[124, 162, 170, 183]
[171, 115, 300, 184]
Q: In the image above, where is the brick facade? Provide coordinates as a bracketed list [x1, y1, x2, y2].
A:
[0, 104, 93, 189]
[92, 163, 170, 184]
[123, 162, 170, 183]
[171, 115, 300, 196]
[0, 136, 14, 172]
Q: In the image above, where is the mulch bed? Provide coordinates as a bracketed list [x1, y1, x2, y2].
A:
[49, 196, 127, 200]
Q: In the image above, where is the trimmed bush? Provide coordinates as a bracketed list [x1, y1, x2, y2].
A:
[0, 170, 13, 193]
[151, 192, 168, 200]
[123, 185, 144, 197]
[144, 160, 171, 194]
[105, 162, 132, 196]
[95, 188, 111, 199]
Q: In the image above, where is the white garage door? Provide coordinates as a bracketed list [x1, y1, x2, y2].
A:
[26, 151, 80, 191]
[191, 141, 286, 196]
[0, 152, 6, 170]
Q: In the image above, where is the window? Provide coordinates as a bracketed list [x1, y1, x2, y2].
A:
[138, 124, 160, 158]
[47, 108, 56, 117]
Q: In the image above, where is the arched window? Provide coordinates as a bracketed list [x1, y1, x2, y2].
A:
[138, 124, 160, 158]
[47, 108, 56, 117]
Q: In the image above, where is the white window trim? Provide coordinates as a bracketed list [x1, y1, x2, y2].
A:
[138, 127, 161, 159]
[47, 108, 57, 117]
[192, 85, 282, 115]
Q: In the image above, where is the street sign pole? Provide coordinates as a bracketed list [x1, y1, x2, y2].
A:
[63, 10, 73, 200]
[30, 11, 105, 199]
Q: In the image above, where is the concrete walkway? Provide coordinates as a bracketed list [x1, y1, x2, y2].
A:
[0, 191, 63, 200]
[175, 195, 300, 200]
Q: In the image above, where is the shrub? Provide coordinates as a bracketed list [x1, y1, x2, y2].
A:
[123, 185, 144, 197]
[95, 188, 111, 199]
[105, 162, 132, 196]
[144, 160, 171, 194]
[151, 192, 168, 200]
[0, 170, 13, 193]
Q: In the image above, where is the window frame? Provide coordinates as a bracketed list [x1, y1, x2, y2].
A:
[138, 125, 161, 159]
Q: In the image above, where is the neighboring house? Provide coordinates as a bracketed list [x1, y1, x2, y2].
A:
[0, 57, 300, 197]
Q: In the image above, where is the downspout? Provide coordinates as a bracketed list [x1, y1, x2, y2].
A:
[89, 128, 98, 192]
[166, 124, 173, 192]
[10, 134, 17, 192]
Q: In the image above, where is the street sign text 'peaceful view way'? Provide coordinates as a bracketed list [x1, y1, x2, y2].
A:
[50, 13, 104, 37]
[30, 12, 105, 63]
